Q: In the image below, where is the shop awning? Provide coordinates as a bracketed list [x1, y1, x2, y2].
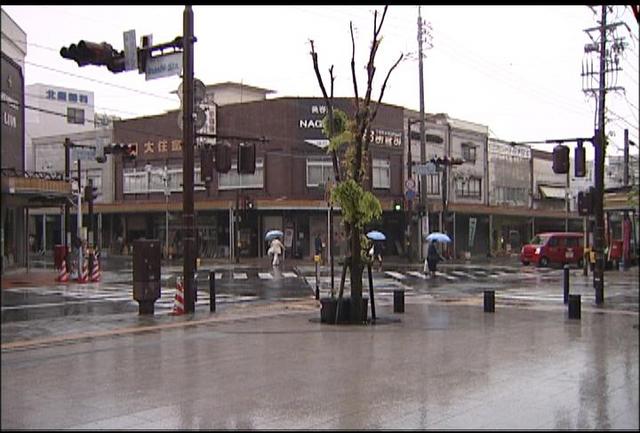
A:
[539, 185, 567, 199]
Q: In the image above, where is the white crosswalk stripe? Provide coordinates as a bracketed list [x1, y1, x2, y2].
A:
[282, 272, 298, 278]
[258, 272, 273, 279]
[385, 271, 407, 280]
[233, 272, 248, 280]
[407, 271, 428, 279]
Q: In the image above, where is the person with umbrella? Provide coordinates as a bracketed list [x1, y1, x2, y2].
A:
[366, 230, 386, 272]
[424, 232, 449, 277]
[268, 236, 284, 267]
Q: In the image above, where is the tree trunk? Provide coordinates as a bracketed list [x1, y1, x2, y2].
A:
[349, 226, 363, 323]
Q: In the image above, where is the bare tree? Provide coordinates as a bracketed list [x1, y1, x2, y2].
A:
[310, 6, 403, 323]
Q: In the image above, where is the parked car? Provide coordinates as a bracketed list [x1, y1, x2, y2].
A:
[520, 232, 584, 268]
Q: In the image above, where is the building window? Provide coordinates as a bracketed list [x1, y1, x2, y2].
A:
[68, 93, 78, 103]
[67, 107, 85, 124]
[306, 158, 334, 187]
[57, 91, 67, 101]
[123, 170, 147, 194]
[372, 158, 390, 189]
[124, 166, 203, 195]
[455, 177, 481, 198]
[46, 90, 55, 100]
[462, 142, 476, 163]
[424, 173, 440, 195]
[218, 158, 264, 190]
[79, 94, 88, 104]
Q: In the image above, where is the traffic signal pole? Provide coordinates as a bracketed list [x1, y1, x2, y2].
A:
[182, 6, 196, 313]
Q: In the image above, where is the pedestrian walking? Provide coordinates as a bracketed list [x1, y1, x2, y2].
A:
[425, 240, 444, 277]
[268, 237, 285, 267]
[314, 233, 323, 260]
[369, 241, 384, 272]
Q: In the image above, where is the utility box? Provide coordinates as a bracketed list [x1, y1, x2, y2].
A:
[132, 239, 161, 314]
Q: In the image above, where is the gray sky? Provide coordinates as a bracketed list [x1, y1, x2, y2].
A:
[3, 5, 639, 157]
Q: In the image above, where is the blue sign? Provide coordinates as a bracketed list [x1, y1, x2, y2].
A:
[405, 189, 416, 200]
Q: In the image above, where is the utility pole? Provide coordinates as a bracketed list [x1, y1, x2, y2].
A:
[182, 6, 196, 313]
[417, 6, 427, 261]
[582, 5, 626, 305]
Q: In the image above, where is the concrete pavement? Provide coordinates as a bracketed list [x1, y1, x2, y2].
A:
[1, 254, 638, 429]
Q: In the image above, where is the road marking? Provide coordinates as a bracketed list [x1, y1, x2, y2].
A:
[258, 273, 273, 280]
[385, 271, 406, 280]
[282, 272, 297, 278]
[233, 273, 248, 280]
[407, 271, 428, 279]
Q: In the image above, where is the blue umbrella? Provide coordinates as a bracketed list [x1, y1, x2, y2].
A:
[366, 230, 386, 241]
[425, 232, 451, 243]
[265, 230, 284, 241]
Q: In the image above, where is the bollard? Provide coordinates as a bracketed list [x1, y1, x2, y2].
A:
[568, 294, 581, 320]
[315, 260, 320, 300]
[209, 270, 216, 313]
[484, 290, 495, 313]
[393, 289, 404, 313]
[563, 264, 570, 304]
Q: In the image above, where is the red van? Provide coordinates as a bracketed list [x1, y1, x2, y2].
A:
[520, 232, 585, 268]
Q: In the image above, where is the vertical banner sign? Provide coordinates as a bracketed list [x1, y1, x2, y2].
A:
[468, 217, 477, 249]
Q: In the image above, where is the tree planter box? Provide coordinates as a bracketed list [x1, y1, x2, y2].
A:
[320, 297, 368, 324]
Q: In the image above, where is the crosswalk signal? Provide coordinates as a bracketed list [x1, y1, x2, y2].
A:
[577, 187, 594, 216]
[238, 142, 256, 174]
[200, 146, 214, 182]
[393, 200, 403, 211]
[574, 140, 586, 177]
[215, 141, 232, 173]
[552, 144, 569, 174]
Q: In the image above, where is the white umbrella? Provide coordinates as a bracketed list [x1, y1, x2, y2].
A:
[425, 232, 451, 243]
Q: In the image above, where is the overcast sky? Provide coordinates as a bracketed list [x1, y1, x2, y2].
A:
[3, 5, 639, 158]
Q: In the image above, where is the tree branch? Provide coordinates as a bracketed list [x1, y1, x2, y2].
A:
[350, 22, 359, 111]
[309, 40, 341, 182]
[371, 53, 404, 122]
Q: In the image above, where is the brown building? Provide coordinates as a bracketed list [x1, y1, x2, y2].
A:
[104, 96, 406, 261]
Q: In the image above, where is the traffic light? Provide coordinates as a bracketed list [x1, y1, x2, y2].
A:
[215, 141, 232, 173]
[109, 143, 137, 160]
[416, 203, 426, 217]
[238, 142, 256, 174]
[60, 40, 125, 73]
[552, 144, 569, 174]
[393, 200, 403, 211]
[84, 183, 98, 203]
[574, 140, 586, 177]
[200, 147, 214, 183]
[577, 187, 594, 216]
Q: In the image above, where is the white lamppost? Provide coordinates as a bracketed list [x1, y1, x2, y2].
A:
[163, 165, 170, 260]
[145, 163, 170, 259]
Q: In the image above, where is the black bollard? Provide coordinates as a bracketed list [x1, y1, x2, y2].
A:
[315, 260, 319, 300]
[563, 264, 570, 304]
[393, 289, 404, 313]
[209, 270, 216, 313]
[568, 294, 581, 320]
[484, 290, 495, 313]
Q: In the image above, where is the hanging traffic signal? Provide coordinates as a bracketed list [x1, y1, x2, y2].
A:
[215, 141, 232, 173]
[237, 142, 256, 174]
[574, 140, 586, 177]
[60, 40, 125, 73]
[108, 143, 137, 160]
[552, 144, 569, 174]
[200, 146, 214, 182]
